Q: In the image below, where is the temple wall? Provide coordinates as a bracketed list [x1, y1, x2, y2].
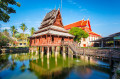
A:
[30, 35, 73, 46]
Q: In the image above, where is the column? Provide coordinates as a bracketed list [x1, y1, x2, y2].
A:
[63, 46, 66, 59]
[36, 47, 38, 55]
[52, 46, 55, 57]
[47, 47, 49, 59]
[41, 46, 44, 58]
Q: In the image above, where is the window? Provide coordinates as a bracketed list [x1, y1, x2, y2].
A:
[52, 36, 54, 42]
[24, 43, 26, 45]
[83, 38, 86, 41]
[62, 37, 64, 41]
[20, 43, 22, 45]
[83, 44, 86, 47]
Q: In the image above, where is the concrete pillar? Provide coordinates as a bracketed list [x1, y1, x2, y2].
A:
[41, 47, 44, 58]
[63, 46, 66, 59]
[47, 47, 49, 59]
[36, 47, 38, 55]
[36, 50, 38, 55]
[52, 46, 55, 57]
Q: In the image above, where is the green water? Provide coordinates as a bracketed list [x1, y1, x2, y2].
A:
[0, 53, 112, 79]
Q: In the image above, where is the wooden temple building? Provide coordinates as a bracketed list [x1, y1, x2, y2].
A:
[29, 8, 74, 58]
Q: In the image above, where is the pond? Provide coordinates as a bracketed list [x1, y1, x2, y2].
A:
[0, 53, 113, 79]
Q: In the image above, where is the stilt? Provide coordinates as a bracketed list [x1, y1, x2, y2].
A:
[52, 46, 55, 57]
[41, 47, 44, 58]
[47, 47, 49, 59]
[63, 46, 66, 60]
[36, 50, 38, 55]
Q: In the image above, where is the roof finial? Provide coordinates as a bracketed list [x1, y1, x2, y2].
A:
[82, 16, 85, 20]
[54, 5, 56, 10]
[87, 18, 89, 20]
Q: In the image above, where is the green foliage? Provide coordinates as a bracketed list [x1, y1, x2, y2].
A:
[0, 32, 9, 48]
[116, 70, 120, 75]
[3, 29, 9, 37]
[10, 26, 17, 37]
[0, 0, 21, 22]
[69, 27, 89, 42]
[30, 27, 35, 35]
[20, 23, 28, 33]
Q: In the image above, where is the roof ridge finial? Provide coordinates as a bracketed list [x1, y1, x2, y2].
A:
[82, 16, 85, 21]
[87, 18, 89, 20]
[54, 5, 56, 10]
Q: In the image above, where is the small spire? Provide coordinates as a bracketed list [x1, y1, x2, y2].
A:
[82, 16, 85, 21]
[54, 5, 56, 10]
[82, 18, 84, 21]
[87, 18, 89, 20]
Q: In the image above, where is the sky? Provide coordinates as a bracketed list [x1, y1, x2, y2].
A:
[0, 0, 120, 37]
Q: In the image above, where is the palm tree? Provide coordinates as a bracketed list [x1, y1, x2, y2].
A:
[19, 23, 28, 33]
[10, 26, 17, 37]
[19, 23, 28, 46]
[30, 27, 35, 35]
[3, 29, 9, 37]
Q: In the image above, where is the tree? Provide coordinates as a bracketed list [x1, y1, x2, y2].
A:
[0, 0, 21, 22]
[30, 27, 35, 35]
[20, 23, 28, 33]
[0, 32, 9, 48]
[69, 27, 89, 42]
[3, 29, 9, 37]
[10, 26, 17, 37]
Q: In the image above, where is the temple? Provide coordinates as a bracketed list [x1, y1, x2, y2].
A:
[29, 8, 74, 58]
[64, 19, 101, 47]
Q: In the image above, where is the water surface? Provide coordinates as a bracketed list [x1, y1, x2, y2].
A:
[0, 53, 112, 79]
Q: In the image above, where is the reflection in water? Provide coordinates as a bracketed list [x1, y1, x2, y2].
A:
[0, 53, 113, 79]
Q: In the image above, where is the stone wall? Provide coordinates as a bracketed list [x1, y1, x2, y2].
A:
[0, 47, 29, 54]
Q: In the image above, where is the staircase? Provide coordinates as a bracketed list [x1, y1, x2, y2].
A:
[62, 41, 81, 54]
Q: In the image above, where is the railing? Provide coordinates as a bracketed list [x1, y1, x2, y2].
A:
[61, 41, 120, 59]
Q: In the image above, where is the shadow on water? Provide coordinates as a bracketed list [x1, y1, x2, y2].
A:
[0, 53, 115, 79]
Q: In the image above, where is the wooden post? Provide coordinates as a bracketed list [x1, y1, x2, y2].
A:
[47, 47, 49, 59]
[41, 46, 44, 58]
[36, 47, 38, 55]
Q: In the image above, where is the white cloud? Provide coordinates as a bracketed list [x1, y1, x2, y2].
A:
[1, 27, 10, 30]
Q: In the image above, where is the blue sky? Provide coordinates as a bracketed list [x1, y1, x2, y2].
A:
[0, 0, 120, 37]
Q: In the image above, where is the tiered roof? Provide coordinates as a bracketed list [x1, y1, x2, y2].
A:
[64, 19, 101, 37]
[30, 9, 74, 38]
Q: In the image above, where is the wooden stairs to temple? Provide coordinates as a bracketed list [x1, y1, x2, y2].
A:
[62, 41, 120, 61]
